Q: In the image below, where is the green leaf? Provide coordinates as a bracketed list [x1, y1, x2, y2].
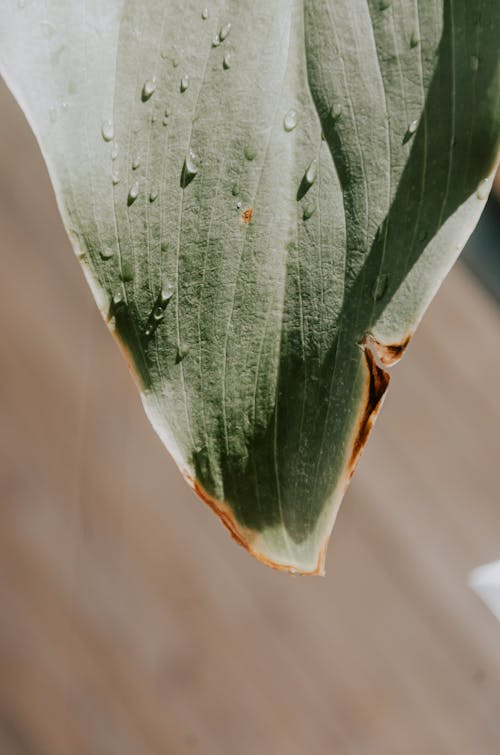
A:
[1, 0, 498, 574]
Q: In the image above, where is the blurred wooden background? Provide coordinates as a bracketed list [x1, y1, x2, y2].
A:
[1, 79, 500, 755]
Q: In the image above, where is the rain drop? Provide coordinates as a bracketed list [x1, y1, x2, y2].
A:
[149, 190, 158, 202]
[244, 145, 257, 161]
[201, 7, 209, 20]
[160, 282, 174, 304]
[476, 179, 490, 200]
[223, 51, 232, 69]
[176, 344, 190, 363]
[132, 155, 141, 170]
[403, 118, 418, 143]
[331, 103, 342, 121]
[180, 74, 189, 92]
[303, 203, 316, 220]
[111, 142, 119, 160]
[410, 31, 420, 48]
[162, 116, 169, 126]
[212, 34, 220, 47]
[142, 78, 156, 101]
[128, 182, 139, 205]
[120, 261, 134, 282]
[283, 108, 298, 132]
[219, 22, 231, 41]
[101, 120, 114, 142]
[100, 247, 114, 260]
[112, 170, 120, 186]
[304, 159, 317, 187]
[153, 306, 165, 322]
[182, 149, 199, 186]
[470, 55, 479, 72]
[112, 290, 124, 307]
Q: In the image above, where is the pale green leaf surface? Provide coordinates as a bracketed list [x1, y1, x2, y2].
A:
[1, 0, 498, 574]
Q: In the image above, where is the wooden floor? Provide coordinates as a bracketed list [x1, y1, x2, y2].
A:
[1, 80, 500, 755]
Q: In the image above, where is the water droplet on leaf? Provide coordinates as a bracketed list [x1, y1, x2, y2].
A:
[128, 182, 139, 205]
[244, 145, 257, 161]
[182, 149, 199, 186]
[180, 74, 189, 92]
[120, 261, 134, 282]
[112, 170, 120, 186]
[305, 159, 317, 187]
[101, 120, 114, 142]
[303, 203, 316, 220]
[132, 155, 141, 170]
[201, 7, 209, 20]
[223, 51, 232, 69]
[283, 109, 298, 132]
[142, 78, 156, 101]
[149, 190, 158, 202]
[410, 31, 420, 48]
[219, 22, 231, 41]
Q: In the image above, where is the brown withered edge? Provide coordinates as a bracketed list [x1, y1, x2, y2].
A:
[365, 333, 411, 368]
[185, 345, 392, 577]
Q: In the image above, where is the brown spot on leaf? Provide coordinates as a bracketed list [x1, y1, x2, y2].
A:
[348, 347, 390, 479]
[241, 208, 253, 224]
[365, 334, 411, 368]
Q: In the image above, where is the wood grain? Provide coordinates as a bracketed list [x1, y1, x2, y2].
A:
[1, 80, 500, 755]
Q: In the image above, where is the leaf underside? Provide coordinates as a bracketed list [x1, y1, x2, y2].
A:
[1, 0, 498, 574]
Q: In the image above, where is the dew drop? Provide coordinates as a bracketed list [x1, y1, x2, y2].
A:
[236, 200, 242, 210]
[101, 119, 114, 142]
[120, 261, 134, 282]
[223, 51, 232, 69]
[112, 170, 120, 186]
[100, 247, 114, 260]
[330, 103, 342, 121]
[303, 203, 316, 220]
[304, 159, 317, 187]
[182, 149, 199, 186]
[153, 306, 165, 322]
[176, 344, 190, 363]
[244, 145, 257, 161]
[283, 108, 298, 132]
[403, 118, 418, 143]
[410, 31, 420, 48]
[470, 55, 479, 72]
[219, 22, 231, 41]
[172, 57, 180, 68]
[149, 189, 158, 202]
[128, 182, 139, 205]
[201, 7, 209, 20]
[111, 142, 119, 160]
[162, 116, 169, 126]
[180, 74, 189, 92]
[160, 282, 174, 304]
[142, 78, 156, 101]
[212, 34, 220, 47]
[132, 155, 141, 170]
[476, 179, 490, 200]
[112, 290, 124, 307]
